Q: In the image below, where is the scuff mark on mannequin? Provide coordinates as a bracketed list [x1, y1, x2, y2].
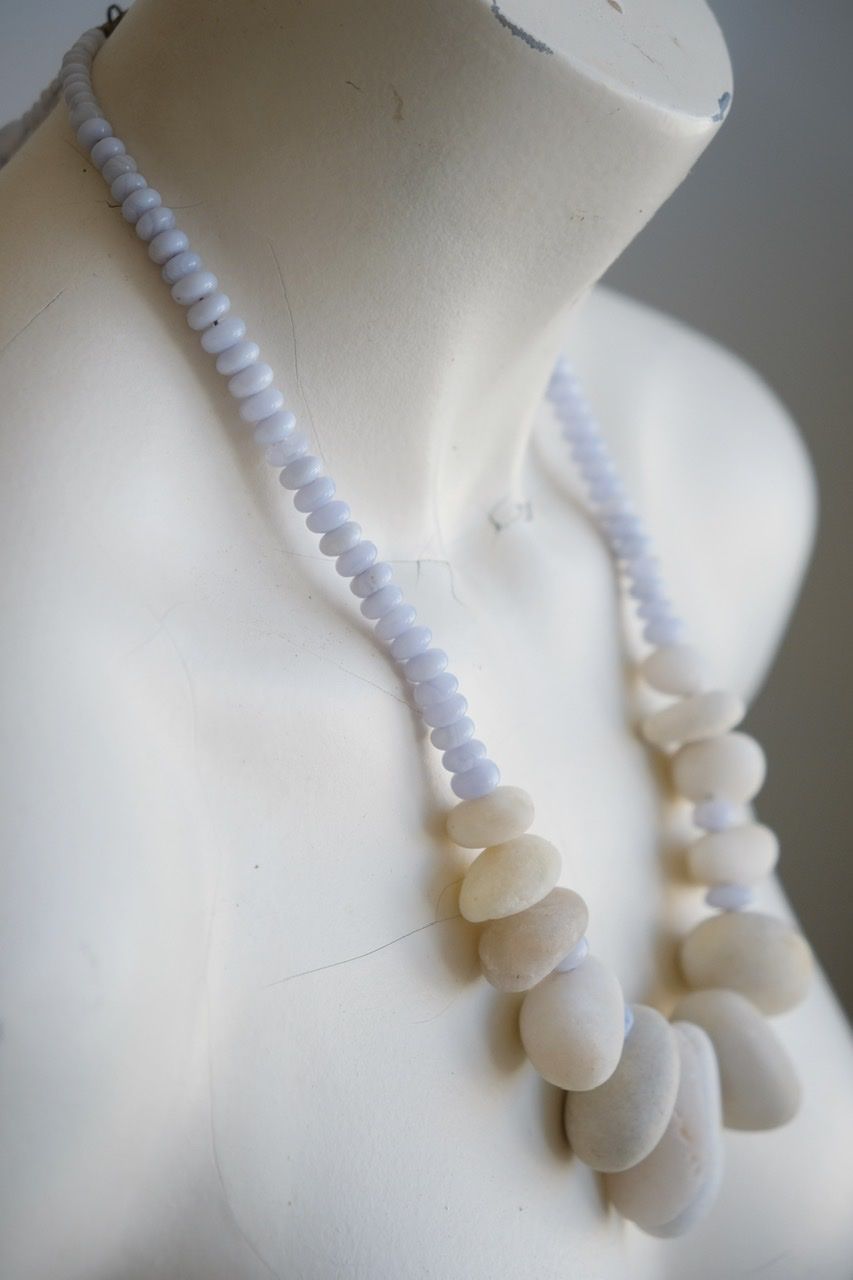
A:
[489, 496, 533, 531]
[712, 91, 732, 123]
[0, 288, 64, 359]
[490, 3, 553, 54]
[390, 84, 404, 122]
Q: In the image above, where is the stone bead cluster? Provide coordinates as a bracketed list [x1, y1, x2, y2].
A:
[61, 24, 815, 1242]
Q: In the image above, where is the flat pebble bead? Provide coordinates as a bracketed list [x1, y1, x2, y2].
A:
[446, 784, 534, 849]
[606, 1022, 723, 1237]
[375, 604, 417, 643]
[336, 541, 377, 578]
[642, 690, 745, 751]
[240, 387, 284, 422]
[360, 584, 402, 620]
[350, 562, 392, 598]
[421, 692, 468, 729]
[686, 823, 779, 886]
[254, 410, 296, 446]
[671, 732, 766, 804]
[670, 989, 800, 1131]
[680, 911, 812, 1014]
[90, 135, 124, 169]
[294, 479, 336, 515]
[442, 738, 486, 773]
[121, 186, 162, 224]
[431, 717, 474, 750]
[564, 1005, 680, 1172]
[228, 361, 273, 398]
[102, 153, 138, 183]
[319, 522, 361, 556]
[281, 455, 322, 490]
[459, 834, 561, 923]
[705, 883, 754, 911]
[640, 644, 710, 695]
[390, 625, 432, 662]
[162, 250, 204, 286]
[404, 648, 448, 683]
[135, 206, 176, 242]
[216, 340, 260, 376]
[111, 171, 147, 203]
[187, 292, 230, 331]
[414, 672, 459, 708]
[77, 116, 111, 148]
[305, 497, 348, 528]
[451, 759, 500, 799]
[478, 886, 588, 992]
[171, 270, 217, 305]
[519, 957, 625, 1091]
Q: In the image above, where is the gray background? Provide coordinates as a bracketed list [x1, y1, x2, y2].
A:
[2, 1, 851, 1013]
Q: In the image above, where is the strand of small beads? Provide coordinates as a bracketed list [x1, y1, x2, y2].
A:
[59, 17, 813, 1240]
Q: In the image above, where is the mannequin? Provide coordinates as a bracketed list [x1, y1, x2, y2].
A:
[1, 0, 852, 1275]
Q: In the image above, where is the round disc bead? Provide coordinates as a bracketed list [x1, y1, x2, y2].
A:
[446, 785, 534, 849]
[450, 759, 500, 799]
[672, 732, 767, 804]
[458, 834, 561, 923]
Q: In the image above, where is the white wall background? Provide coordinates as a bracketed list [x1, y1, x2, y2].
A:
[2, 0, 851, 1012]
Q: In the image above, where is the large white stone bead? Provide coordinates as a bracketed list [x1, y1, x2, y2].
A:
[686, 823, 779, 886]
[641, 690, 744, 751]
[679, 911, 813, 1014]
[606, 1022, 723, 1237]
[458, 834, 560, 923]
[671, 731, 766, 803]
[446, 785, 534, 849]
[518, 957, 624, 1091]
[478, 887, 588, 992]
[640, 644, 709, 695]
[564, 1005, 680, 1172]
[671, 989, 800, 1130]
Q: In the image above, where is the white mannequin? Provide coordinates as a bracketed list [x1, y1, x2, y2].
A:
[1, 0, 852, 1276]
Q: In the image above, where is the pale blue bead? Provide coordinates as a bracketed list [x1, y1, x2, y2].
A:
[361, 585, 402, 620]
[69, 102, 99, 130]
[629, 576, 665, 603]
[265, 431, 307, 466]
[430, 716, 474, 750]
[375, 604, 417, 643]
[336, 541, 377, 578]
[624, 1005, 635, 1037]
[135, 206, 176, 242]
[442, 739, 486, 773]
[90, 135, 125, 169]
[228, 361, 273, 398]
[162, 250, 204, 286]
[319, 523, 361, 556]
[350, 561, 392, 597]
[404, 648, 448, 683]
[295, 478, 336, 515]
[390, 626, 432, 662]
[705, 883, 755, 912]
[637, 597, 672, 622]
[63, 73, 89, 96]
[254, 410, 296, 446]
[110, 171, 146, 203]
[121, 186, 162, 224]
[555, 936, 590, 972]
[451, 760, 500, 799]
[644, 617, 686, 646]
[413, 672, 459, 708]
[76, 116, 111, 148]
[240, 387, 284, 423]
[171, 270, 218, 305]
[216, 340, 260, 376]
[148, 228, 188, 265]
[187, 292, 230, 331]
[65, 88, 96, 110]
[612, 532, 651, 560]
[306, 498, 349, 528]
[421, 692, 468, 729]
[693, 799, 740, 832]
[199, 313, 245, 352]
[281, 455, 322, 489]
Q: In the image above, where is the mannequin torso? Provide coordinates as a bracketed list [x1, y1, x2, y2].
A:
[1, 1, 852, 1276]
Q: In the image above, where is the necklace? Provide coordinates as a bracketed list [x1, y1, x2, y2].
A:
[48, 11, 813, 1240]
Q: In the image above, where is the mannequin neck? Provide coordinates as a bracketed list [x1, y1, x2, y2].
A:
[94, 0, 729, 555]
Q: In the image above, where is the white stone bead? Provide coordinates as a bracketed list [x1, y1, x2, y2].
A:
[670, 989, 800, 1131]
[680, 911, 813, 1015]
[606, 1022, 723, 1237]
[564, 1005, 680, 1172]
[519, 957, 625, 1091]
[478, 887, 588, 992]
[671, 732, 767, 804]
[446, 785, 534, 849]
[458, 834, 560, 923]
[640, 644, 709, 695]
[687, 823, 779, 886]
[642, 690, 745, 751]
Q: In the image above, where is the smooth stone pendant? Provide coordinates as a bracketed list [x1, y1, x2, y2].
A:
[671, 731, 766, 804]
[641, 690, 744, 751]
[671, 989, 800, 1130]
[446, 785, 534, 849]
[606, 1022, 723, 1237]
[564, 1005, 680, 1172]
[686, 823, 779, 886]
[679, 911, 813, 1015]
[458, 834, 561, 923]
[518, 956, 624, 1091]
[478, 887, 588, 992]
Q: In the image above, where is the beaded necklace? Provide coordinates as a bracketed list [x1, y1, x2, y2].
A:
[43, 11, 814, 1240]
